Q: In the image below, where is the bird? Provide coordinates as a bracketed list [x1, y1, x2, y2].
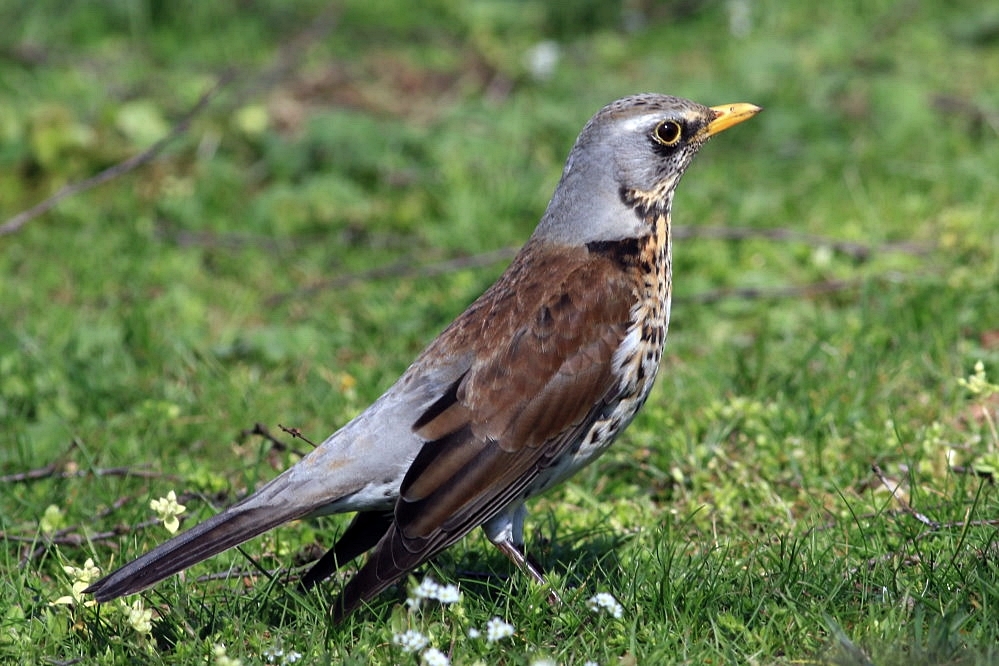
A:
[86, 94, 760, 621]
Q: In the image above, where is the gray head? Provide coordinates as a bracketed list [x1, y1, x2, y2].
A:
[535, 94, 760, 246]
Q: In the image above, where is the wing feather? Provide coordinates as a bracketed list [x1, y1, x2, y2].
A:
[334, 240, 639, 617]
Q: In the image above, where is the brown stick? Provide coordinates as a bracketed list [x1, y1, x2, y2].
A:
[871, 463, 941, 529]
[266, 229, 931, 307]
[279, 424, 318, 449]
[672, 225, 929, 261]
[0, 75, 234, 237]
[266, 247, 519, 306]
[0, 465, 172, 484]
[0, 6, 341, 237]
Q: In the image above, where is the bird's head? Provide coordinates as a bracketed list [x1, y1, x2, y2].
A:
[536, 94, 760, 245]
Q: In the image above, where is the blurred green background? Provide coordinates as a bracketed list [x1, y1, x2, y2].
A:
[2, 1, 998, 663]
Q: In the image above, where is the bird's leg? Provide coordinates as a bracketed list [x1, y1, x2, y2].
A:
[492, 538, 545, 585]
[484, 503, 562, 605]
[492, 538, 563, 606]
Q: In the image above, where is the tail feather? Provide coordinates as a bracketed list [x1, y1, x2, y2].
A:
[332, 524, 434, 622]
[333, 552, 399, 622]
[85, 499, 311, 602]
[299, 510, 393, 590]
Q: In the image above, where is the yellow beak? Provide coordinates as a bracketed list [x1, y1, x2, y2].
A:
[704, 103, 762, 137]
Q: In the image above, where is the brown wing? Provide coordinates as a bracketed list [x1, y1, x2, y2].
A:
[334, 239, 638, 618]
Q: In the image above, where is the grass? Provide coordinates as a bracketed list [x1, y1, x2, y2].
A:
[2, 0, 999, 663]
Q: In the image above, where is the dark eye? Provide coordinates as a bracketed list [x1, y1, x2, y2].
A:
[652, 120, 682, 146]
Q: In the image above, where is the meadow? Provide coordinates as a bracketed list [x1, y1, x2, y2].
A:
[2, 1, 998, 663]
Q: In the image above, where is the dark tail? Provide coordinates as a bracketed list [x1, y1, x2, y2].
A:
[86, 499, 310, 602]
[332, 522, 452, 622]
[299, 510, 393, 591]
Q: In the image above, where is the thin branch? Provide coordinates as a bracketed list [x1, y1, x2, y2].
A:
[949, 464, 995, 480]
[0, 5, 341, 237]
[0, 438, 173, 484]
[917, 517, 999, 535]
[76, 495, 135, 527]
[279, 424, 318, 449]
[844, 515, 999, 579]
[11, 489, 237, 565]
[681, 277, 862, 305]
[931, 94, 999, 136]
[871, 463, 941, 529]
[239, 422, 309, 458]
[0, 74, 234, 237]
[0, 464, 172, 484]
[266, 247, 518, 306]
[672, 225, 929, 261]
[5, 524, 154, 548]
[266, 228, 931, 306]
[232, 6, 341, 106]
[679, 270, 935, 304]
[14, 520, 160, 566]
[193, 567, 286, 585]
[240, 422, 290, 452]
[846, 551, 922, 578]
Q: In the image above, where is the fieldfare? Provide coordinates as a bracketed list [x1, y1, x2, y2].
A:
[86, 94, 760, 620]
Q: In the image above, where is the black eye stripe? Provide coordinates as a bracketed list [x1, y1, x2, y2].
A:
[652, 120, 682, 146]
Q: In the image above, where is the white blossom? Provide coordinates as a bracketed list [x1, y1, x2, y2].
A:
[485, 616, 515, 642]
[408, 576, 461, 605]
[586, 592, 623, 619]
[421, 647, 450, 666]
[412, 577, 441, 601]
[150, 490, 186, 534]
[393, 629, 429, 654]
[434, 582, 461, 604]
[126, 599, 153, 635]
[50, 557, 101, 607]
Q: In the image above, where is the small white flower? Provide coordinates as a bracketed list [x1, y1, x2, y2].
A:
[150, 490, 186, 534]
[467, 627, 481, 639]
[408, 576, 461, 606]
[51, 557, 101, 607]
[40, 504, 65, 534]
[421, 647, 450, 666]
[583, 661, 599, 666]
[213, 643, 243, 666]
[126, 599, 153, 635]
[524, 40, 561, 81]
[434, 582, 461, 604]
[958, 360, 998, 397]
[586, 592, 623, 619]
[530, 660, 558, 666]
[393, 629, 429, 654]
[412, 576, 441, 600]
[485, 616, 515, 642]
[263, 647, 303, 665]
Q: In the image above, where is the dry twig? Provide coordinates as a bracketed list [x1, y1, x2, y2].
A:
[0, 465, 171, 484]
[672, 225, 928, 261]
[266, 228, 931, 307]
[0, 7, 340, 237]
[279, 424, 318, 448]
[0, 75, 233, 237]
[240, 422, 292, 453]
[871, 462, 941, 529]
[266, 247, 519, 306]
